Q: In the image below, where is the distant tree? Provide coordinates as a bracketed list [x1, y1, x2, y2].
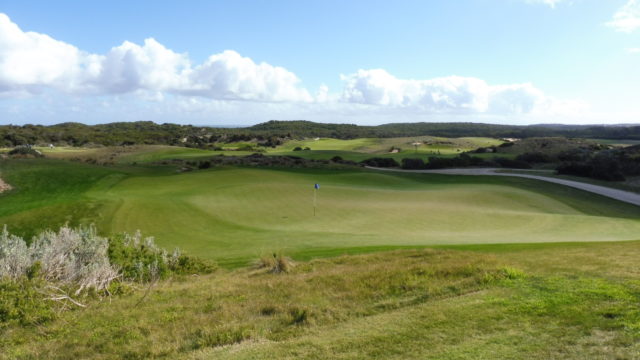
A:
[401, 158, 425, 170]
[360, 157, 399, 168]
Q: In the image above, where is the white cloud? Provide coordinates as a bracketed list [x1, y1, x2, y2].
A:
[339, 69, 586, 116]
[0, 13, 83, 93]
[0, 13, 310, 102]
[179, 50, 311, 102]
[525, 0, 567, 8]
[607, 0, 640, 33]
[0, 12, 590, 124]
[626, 47, 640, 53]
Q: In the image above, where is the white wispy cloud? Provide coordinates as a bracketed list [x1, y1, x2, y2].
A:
[607, 0, 640, 33]
[627, 47, 640, 53]
[525, 0, 568, 8]
[339, 69, 586, 116]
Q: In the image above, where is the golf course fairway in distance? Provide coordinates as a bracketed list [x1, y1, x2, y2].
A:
[87, 167, 640, 264]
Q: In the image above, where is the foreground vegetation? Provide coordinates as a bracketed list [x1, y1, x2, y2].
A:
[1, 242, 639, 359]
[0, 225, 215, 327]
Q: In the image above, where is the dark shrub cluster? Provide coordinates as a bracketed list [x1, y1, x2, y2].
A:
[492, 157, 532, 169]
[556, 151, 630, 181]
[516, 152, 553, 163]
[425, 154, 486, 169]
[401, 158, 425, 169]
[176, 153, 360, 169]
[360, 157, 400, 168]
[8, 146, 43, 158]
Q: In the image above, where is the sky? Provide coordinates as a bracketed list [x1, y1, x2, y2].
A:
[0, 0, 639, 126]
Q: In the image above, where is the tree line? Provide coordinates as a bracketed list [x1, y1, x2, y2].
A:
[2, 120, 640, 148]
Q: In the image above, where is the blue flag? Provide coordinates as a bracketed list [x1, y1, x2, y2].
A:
[314, 183, 320, 189]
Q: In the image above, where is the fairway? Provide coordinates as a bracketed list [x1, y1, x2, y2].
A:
[86, 167, 640, 264]
[2, 158, 640, 266]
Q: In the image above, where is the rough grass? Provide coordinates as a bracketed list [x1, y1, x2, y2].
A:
[1, 244, 639, 359]
[28, 136, 504, 164]
[276, 136, 502, 155]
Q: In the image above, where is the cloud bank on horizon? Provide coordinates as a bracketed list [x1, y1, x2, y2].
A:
[0, 4, 635, 125]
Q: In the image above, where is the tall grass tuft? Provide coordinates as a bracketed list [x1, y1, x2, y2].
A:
[255, 252, 294, 273]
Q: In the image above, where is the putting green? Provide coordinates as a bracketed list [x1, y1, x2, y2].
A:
[86, 167, 640, 263]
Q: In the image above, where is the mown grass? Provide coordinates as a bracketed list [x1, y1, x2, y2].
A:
[1, 244, 639, 359]
[2, 159, 640, 264]
[0, 159, 119, 239]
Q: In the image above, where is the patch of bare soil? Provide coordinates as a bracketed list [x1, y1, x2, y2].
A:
[0, 176, 12, 193]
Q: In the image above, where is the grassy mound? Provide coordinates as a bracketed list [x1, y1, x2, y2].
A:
[1, 244, 639, 359]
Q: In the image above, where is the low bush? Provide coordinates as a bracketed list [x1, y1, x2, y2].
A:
[0, 278, 55, 326]
[424, 154, 485, 169]
[7, 146, 43, 158]
[0, 225, 216, 327]
[108, 231, 216, 282]
[493, 157, 532, 169]
[1, 226, 118, 294]
[401, 158, 425, 169]
[516, 152, 553, 163]
[360, 157, 399, 168]
[556, 150, 628, 181]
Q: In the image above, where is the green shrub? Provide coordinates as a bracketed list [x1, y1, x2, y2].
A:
[0, 278, 55, 326]
[108, 231, 216, 282]
[360, 157, 399, 168]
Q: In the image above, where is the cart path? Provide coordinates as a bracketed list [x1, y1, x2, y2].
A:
[366, 167, 640, 207]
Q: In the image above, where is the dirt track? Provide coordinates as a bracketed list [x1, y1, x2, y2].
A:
[367, 167, 640, 207]
[0, 176, 12, 194]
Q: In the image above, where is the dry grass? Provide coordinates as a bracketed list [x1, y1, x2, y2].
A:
[0, 249, 511, 359]
[2, 245, 640, 359]
[254, 252, 294, 273]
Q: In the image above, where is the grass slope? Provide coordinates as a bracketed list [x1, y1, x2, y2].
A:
[95, 167, 640, 264]
[13, 135, 504, 164]
[3, 158, 639, 266]
[2, 243, 639, 359]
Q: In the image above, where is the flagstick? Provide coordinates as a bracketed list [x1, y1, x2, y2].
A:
[313, 187, 317, 216]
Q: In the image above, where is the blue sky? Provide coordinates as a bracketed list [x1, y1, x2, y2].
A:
[0, 0, 639, 126]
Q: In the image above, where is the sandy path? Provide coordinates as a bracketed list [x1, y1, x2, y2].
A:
[366, 167, 640, 207]
[0, 175, 12, 194]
